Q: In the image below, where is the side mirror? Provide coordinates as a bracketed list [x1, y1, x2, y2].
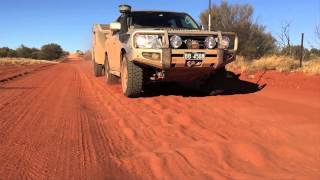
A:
[110, 22, 121, 31]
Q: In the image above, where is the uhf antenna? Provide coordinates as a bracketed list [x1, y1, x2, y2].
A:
[208, 0, 211, 31]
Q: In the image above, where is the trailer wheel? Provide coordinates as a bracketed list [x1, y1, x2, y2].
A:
[105, 55, 118, 84]
[121, 55, 143, 98]
[93, 59, 103, 77]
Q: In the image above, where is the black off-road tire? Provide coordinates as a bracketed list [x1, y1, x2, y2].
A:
[121, 55, 143, 98]
[209, 67, 227, 95]
[104, 55, 118, 84]
[93, 60, 103, 77]
[197, 67, 227, 96]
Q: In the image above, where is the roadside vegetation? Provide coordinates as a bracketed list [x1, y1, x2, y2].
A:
[83, 50, 92, 60]
[0, 58, 59, 66]
[200, 1, 320, 74]
[227, 56, 320, 75]
[0, 43, 68, 61]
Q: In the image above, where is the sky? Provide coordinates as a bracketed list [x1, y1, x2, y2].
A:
[0, 0, 319, 52]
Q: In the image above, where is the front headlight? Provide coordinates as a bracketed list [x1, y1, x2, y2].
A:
[135, 35, 162, 49]
[170, 35, 182, 49]
[205, 36, 217, 49]
[220, 36, 230, 49]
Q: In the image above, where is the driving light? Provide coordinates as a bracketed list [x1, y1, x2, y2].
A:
[142, 52, 161, 60]
[220, 36, 230, 49]
[135, 35, 162, 49]
[170, 35, 182, 49]
[205, 36, 217, 49]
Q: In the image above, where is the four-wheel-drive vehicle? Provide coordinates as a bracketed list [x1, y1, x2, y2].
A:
[92, 5, 238, 97]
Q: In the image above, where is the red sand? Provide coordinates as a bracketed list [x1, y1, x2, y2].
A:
[0, 57, 319, 179]
[0, 63, 52, 82]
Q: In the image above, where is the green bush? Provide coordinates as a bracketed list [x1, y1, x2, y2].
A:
[7, 49, 17, 57]
[0, 44, 66, 60]
[16, 45, 34, 58]
[200, 1, 276, 59]
[0, 47, 10, 57]
[40, 43, 64, 60]
[0, 47, 17, 57]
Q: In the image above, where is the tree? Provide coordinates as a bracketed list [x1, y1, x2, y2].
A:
[40, 43, 63, 60]
[0, 47, 17, 57]
[278, 22, 291, 54]
[200, 1, 276, 59]
[0, 44, 66, 60]
[0, 47, 10, 57]
[16, 45, 33, 58]
[30, 48, 41, 59]
[7, 48, 17, 57]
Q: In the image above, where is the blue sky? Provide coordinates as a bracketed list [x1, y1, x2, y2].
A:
[0, 0, 319, 52]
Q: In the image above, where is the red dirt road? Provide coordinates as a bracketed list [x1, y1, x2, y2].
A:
[0, 58, 319, 179]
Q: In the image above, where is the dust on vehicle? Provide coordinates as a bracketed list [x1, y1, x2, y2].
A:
[92, 5, 238, 97]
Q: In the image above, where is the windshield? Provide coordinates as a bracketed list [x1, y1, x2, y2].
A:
[131, 11, 200, 29]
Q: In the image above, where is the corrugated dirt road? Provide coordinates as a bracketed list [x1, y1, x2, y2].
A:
[0, 57, 319, 179]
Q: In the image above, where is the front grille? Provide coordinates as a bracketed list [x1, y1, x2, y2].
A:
[169, 36, 212, 49]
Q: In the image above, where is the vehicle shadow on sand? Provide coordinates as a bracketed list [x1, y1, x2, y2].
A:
[142, 71, 266, 97]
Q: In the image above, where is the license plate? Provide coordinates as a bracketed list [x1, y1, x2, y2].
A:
[184, 52, 205, 60]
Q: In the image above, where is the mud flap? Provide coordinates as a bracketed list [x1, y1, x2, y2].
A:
[215, 48, 224, 69]
[162, 48, 171, 70]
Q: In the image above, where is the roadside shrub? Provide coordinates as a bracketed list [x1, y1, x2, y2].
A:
[40, 43, 64, 60]
[301, 58, 320, 74]
[227, 55, 320, 74]
[281, 45, 310, 60]
[0, 47, 17, 57]
[200, 1, 276, 59]
[7, 49, 17, 57]
[0, 43, 66, 60]
[76, 50, 84, 56]
[63, 51, 70, 57]
[310, 48, 320, 56]
[29, 48, 41, 59]
[16, 45, 33, 58]
[83, 50, 92, 60]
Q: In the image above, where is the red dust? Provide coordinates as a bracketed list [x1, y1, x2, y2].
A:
[0, 57, 319, 179]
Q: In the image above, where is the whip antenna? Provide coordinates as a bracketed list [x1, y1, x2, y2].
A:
[208, 0, 211, 31]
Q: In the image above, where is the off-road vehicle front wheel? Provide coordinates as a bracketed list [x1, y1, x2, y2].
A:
[121, 55, 143, 98]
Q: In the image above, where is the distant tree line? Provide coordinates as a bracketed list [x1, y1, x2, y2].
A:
[200, 1, 320, 60]
[0, 43, 68, 60]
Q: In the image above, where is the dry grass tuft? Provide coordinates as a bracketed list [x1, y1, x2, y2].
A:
[227, 55, 320, 75]
[226, 56, 250, 73]
[250, 56, 300, 72]
[300, 58, 320, 74]
[0, 58, 59, 65]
